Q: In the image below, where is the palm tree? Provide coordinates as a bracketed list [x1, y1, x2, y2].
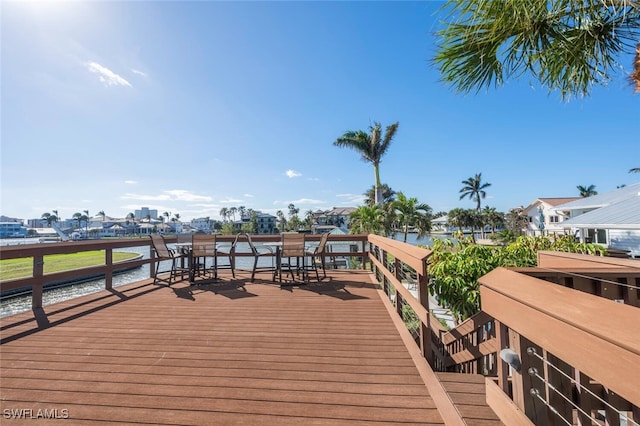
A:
[434, 1, 640, 99]
[98, 210, 106, 221]
[391, 193, 432, 243]
[41, 212, 53, 227]
[333, 121, 400, 205]
[482, 206, 504, 234]
[276, 210, 286, 232]
[364, 184, 396, 206]
[577, 184, 598, 197]
[52, 210, 59, 224]
[83, 210, 90, 235]
[349, 205, 388, 235]
[219, 207, 229, 223]
[630, 168, 640, 173]
[459, 173, 491, 211]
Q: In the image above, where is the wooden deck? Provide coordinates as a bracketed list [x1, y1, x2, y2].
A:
[1, 269, 497, 425]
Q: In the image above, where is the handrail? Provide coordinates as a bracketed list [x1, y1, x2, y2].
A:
[0, 234, 369, 310]
[366, 238, 640, 425]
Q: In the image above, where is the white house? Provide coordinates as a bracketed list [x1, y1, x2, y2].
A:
[521, 197, 581, 236]
[553, 182, 640, 257]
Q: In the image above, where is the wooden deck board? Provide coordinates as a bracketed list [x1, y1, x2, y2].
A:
[437, 372, 504, 425]
[0, 269, 496, 424]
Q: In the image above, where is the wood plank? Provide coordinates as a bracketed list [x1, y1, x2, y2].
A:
[1, 270, 446, 424]
[480, 268, 640, 406]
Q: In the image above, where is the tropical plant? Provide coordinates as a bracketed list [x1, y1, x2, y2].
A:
[219, 207, 229, 223]
[364, 183, 396, 206]
[434, 0, 640, 99]
[427, 233, 606, 323]
[276, 210, 286, 232]
[333, 121, 400, 205]
[349, 205, 388, 235]
[482, 206, 504, 234]
[41, 212, 54, 227]
[630, 167, 640, 173]
[391, 192, 432, 243]
[577, 184, 598, 197]
[459, 173, 491, 211]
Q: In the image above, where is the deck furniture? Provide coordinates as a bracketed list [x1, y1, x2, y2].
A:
[149, 234, 188, 285]
[242, 233, 276, 282]
[305, 232, 329, 281]
[277, 233, 307, 284]
[190, 234, 217, 283]
[215, 233, 239, 278]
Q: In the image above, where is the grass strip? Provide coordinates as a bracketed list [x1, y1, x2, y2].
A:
[0, 251, 140, 281]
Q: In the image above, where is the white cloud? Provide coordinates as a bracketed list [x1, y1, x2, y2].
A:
[285, 169, 302, 178]
[289, 198, 324, 205]
[163, 190, 212, 202]
[121, 190, 211, 202]
[244, 193, 254, 198]
[131, 69, 147, 77]
[124, 180, 138, 185]
[85, 61, 132, 87]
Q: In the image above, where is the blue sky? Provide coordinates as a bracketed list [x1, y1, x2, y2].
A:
[2, 1, 639, 222]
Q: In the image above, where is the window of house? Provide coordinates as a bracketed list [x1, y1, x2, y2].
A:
[550, 216, 559, 223]
[529, 217, 533, 223]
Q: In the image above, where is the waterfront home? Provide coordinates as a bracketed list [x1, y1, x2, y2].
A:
[521, 197, 581, 236]
[0, 222, 27, 238]
[555, 182, 640, 257]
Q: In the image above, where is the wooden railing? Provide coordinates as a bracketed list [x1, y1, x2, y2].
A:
[0, 234, 369, 310]
[4, 235, 639, 424]
[366, 239, 640, 425]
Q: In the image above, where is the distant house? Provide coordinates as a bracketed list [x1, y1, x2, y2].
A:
[312, 207, 356, 234]
[553, 182, 640, 257]
[232, 212, 277, 234]
[521, 197, 581, 236]
[0, 222, 28, 238]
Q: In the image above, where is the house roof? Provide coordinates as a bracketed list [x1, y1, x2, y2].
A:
[560, 195, 640, 229]
[522, 197, 581, 213]
[553, 182, 640, 211]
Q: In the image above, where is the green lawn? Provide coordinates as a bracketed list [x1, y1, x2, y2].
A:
[0, 251, 140, 281]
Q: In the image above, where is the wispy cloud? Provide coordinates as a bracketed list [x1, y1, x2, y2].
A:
[244, 193, 255, 198]
[85, 62, 132, 87]
[124, 180, 138, 185]
[285, 169, 302, 178]
[164, 190, 212, 202]
[131, 69, 147, 77]
[337, 193, 366, 204]
[290, 198, 324, 204]
[121, 190, 211, 202]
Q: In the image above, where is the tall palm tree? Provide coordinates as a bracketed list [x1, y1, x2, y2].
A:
[459, 173, 492, 211]
[219, 207, 229, 223]
[52, 210, 59, 224]
[349, 205, 388, 235]
[630, 168, 640, 173]
[41, 212, 53, 227]
[391, 193, 432, 243]
[434, 1, 640, 99]
[333, 121, 400, 205]
[577, 184, 598, 197]
[364, 184, 396, 206]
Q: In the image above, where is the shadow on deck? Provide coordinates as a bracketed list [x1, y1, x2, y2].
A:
[0, 269, 499, 425]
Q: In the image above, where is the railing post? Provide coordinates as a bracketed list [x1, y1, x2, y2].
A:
[105, 248, 113, 290]
[150, 248, 157, 279]
[509, 332, 547, 422]
[32, 255, 44, 309]
[418, 259, 432, 364]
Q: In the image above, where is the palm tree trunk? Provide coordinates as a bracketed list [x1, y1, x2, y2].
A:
[374, 164, 382, 205]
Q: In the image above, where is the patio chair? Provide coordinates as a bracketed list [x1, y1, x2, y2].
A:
[278, 233, 307, 284]
[149, 234, 188, 285]
[242, 233, 275, 282]
[191, 234, 217, 282]
[305, 232, 329, 281]
[215, 233, 239, 279]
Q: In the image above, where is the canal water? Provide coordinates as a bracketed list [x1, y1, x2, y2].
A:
[0, 234, 451, 318]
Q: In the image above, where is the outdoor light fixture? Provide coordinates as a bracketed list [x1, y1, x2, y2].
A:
[500, 348, 522, 372]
